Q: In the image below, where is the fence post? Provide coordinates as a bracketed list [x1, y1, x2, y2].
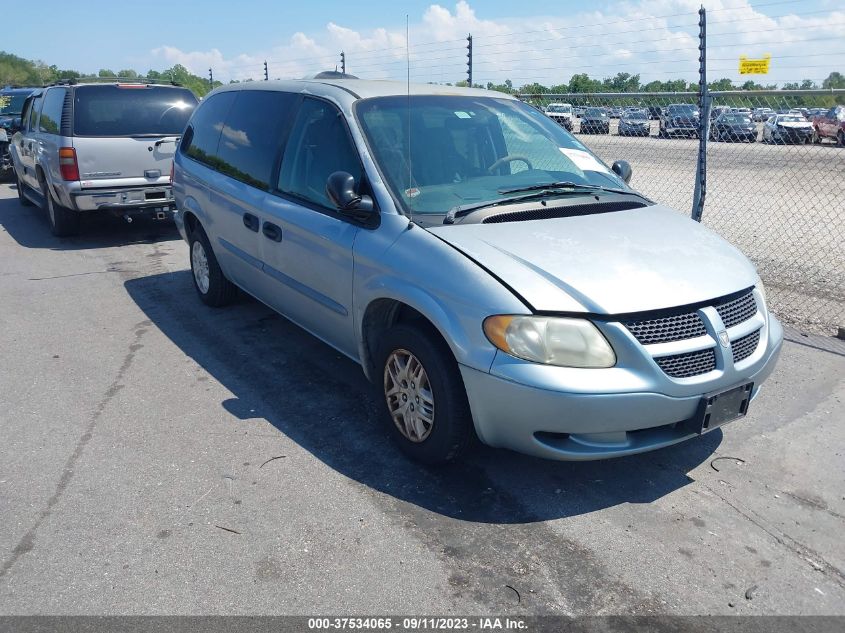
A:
[208, 68, 213, 90]
[264, 61, 268, 81]
[466, 34, 473, 86]
[340, 51, 346, 74]
[692, 5, 708, 222]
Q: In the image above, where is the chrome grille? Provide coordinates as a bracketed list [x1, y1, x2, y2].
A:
[732, 329, 761, 364]
[654, 349, 716, 378]
[716, 290, 757, 328]
[624, 312, 707, 345]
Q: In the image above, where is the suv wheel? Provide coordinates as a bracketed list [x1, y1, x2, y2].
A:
[189, 224, 237, 307]
[44, 185, 80, 237]
[378, 323, 473, 464]
[15, 173, 33, 207]
[838, 131, 844, 147]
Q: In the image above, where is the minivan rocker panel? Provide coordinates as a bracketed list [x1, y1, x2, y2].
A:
[173, 78, 783, 464]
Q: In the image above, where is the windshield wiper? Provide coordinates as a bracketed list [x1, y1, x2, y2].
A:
[443, 182, 640, 224]
[498, 181, 628, 195]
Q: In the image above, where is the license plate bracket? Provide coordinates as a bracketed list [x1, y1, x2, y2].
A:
[694, 383, 754, 433]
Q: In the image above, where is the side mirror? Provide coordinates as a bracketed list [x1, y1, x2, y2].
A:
[611, 160, 632, 184]
[326, 171, 375, 221]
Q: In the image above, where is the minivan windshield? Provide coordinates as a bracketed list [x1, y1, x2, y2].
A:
[355, 95, 629, 215]
[584, 107, 607, 118]
[667, 104, 698, 117]
[73, 85, 198, 136]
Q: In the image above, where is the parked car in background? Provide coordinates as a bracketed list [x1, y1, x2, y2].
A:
[710, 112, 757, 142]
[752, 107, 774, 122]
[579, 107, 610, 134]
[544, 102, 574, 131]
[659, 103, 700, 138]
[647, 105, 662, 120]
[709, 105, 731, 121]
[812, 105, 845, 146]
[0, 87, 37, 181]
[173, 78, 782, 464]
[762, 113, 813, 144]
[608, 106, 623, 118]
[574, 106, 585, 118]
[618, 108, 650, 136]
[11, 80, 198, 236]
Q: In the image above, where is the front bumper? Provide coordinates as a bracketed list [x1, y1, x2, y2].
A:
[460, 314, 783, 461]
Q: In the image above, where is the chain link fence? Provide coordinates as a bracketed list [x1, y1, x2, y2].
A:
[519, 90, 845, 337]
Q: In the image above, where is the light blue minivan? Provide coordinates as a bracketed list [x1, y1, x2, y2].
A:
[173, 77, 782, 464]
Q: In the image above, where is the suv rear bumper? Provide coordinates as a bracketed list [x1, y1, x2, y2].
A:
[67, 186, 176, 214]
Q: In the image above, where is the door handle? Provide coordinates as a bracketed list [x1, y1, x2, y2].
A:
[243, 213, 259, 232]
[262, 222, 282, 242]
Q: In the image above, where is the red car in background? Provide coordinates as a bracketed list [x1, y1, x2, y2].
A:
[812, 105, 845, 146]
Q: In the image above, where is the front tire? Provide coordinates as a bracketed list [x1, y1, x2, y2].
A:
[189, 224, 238, 307]
[838, 131, 844, 147]
[378, 323, 473, 464]
[15, 173, 33, 207]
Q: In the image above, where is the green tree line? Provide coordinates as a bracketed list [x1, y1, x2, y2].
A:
[1, 51, 222, 96]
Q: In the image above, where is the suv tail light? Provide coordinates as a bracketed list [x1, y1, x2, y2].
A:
[58, 147, 79, 181]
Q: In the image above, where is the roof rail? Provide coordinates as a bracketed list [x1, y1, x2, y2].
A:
[48, 77, 183, 87]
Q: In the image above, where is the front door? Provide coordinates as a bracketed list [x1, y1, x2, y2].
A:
[260, 97, 364, 359]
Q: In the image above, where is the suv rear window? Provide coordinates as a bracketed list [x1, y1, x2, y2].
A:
[73, 85, 198, 136]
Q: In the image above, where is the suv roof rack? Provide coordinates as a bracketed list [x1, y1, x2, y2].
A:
[48, 77, 182, 87]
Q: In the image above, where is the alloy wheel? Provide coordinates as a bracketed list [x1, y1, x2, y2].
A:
[384, 348, 435, 443]
[191, 240, 211, 294]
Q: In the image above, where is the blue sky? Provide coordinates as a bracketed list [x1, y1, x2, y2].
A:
[6, 1, 843, 86]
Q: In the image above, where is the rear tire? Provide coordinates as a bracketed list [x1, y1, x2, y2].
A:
[188, 224, 238, 307]
[838, 131, 844, 147]
[377, 323, 474, 464]
[44, 184, 80, 237]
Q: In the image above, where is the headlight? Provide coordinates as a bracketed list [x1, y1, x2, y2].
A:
[483, 315, 616, 368]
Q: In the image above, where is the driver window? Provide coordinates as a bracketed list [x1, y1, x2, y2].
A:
[277, 98, 362, 210]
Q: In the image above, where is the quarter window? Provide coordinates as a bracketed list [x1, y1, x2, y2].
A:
[180, 92, 237, 167]
[277, 98, 363, 209]
[39, 88, 66, 134]
[214, 90, 297, 190]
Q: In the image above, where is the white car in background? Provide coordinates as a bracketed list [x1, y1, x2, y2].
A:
[762, 113, 814, 144]
[544, 102, 574, 131]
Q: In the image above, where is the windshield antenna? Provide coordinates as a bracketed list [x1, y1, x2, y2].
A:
[406, 13, 414, 226]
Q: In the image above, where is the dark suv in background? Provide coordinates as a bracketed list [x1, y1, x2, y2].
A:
[0, 86, 38, 180]
[10, 80, 197, 235]
[659, 103, 700, 138]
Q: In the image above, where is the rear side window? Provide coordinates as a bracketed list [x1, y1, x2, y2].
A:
[214, 90, 297, 190]
[180, 92, 237, 167]
[28, 96, 42, 131]
[277, 98, 363, 209]
[73, 85, 198, 136]
[38, 88, 66, 134]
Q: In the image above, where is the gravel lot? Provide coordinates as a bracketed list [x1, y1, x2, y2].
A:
[573, 119, 845, 336]
[1, 183, 844, 616]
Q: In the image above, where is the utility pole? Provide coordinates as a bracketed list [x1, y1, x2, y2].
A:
[264, 60, 268, 81]
[466, 34, 473, 87]
[340, 51, 346, 74]
[208, 68, 213, 89]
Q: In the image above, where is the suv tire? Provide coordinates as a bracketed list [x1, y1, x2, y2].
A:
[189, 224, 238, 307]
[44, 184, 80, 237]
[377, 322, 474, 464]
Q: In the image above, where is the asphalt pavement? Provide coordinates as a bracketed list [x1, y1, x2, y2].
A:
[0, 183, 843, 615]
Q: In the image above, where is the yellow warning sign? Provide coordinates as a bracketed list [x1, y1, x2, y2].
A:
[739, 54, 771, 75]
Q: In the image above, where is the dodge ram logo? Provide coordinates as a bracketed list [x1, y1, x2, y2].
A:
[718, 331, 730, 348]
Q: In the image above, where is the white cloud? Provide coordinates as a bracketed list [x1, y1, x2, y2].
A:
[149, 1, 845, 88]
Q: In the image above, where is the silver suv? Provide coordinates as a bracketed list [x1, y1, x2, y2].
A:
[174, 79, 782, 464]
[10, 80, 197, 236]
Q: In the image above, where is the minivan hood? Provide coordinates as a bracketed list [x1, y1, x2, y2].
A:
[428, 204, 758, 314]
